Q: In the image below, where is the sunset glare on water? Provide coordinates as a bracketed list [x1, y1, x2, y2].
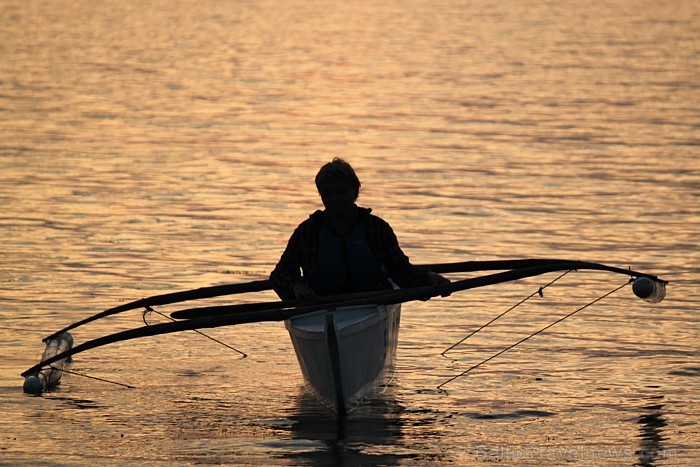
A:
[1, 0, 698, 465]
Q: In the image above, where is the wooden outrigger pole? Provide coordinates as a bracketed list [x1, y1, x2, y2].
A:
[22, 260, 667, 387]
[40, 258, 659, 341]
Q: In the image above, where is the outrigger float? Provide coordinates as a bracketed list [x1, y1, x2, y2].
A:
[23, 332, 73, 395]
[22, 259, 666, 414]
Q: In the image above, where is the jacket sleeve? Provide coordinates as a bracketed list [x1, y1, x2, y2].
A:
[368, 216, 433, 288]
[269, 220, 313, 300]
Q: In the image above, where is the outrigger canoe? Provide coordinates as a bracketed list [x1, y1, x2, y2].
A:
[21, 259, 667, 414]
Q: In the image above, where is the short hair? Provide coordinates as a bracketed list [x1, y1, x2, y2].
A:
[315, 157, 361, 197]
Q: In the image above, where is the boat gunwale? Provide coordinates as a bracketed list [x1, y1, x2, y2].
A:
[284, 303, 390, 339]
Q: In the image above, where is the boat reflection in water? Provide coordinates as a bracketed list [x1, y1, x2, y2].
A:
[281, 389, 447, 466]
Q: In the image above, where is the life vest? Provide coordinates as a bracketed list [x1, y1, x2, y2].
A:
[306, 221, 386, 295]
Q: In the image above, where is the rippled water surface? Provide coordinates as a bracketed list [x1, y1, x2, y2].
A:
[1, 0, 698, 465]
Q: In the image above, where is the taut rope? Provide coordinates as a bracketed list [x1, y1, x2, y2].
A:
[437, 280, 631, 390]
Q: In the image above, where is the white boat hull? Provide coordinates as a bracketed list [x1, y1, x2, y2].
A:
[285, 303, 401, 413]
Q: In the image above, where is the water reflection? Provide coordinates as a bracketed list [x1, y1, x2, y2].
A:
[635, 395, 667, 467]
[280, 392, 406, 465]
[279, 390, 448, 465]
[44, 394, 106, 411]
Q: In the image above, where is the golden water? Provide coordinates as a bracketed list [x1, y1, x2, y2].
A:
[1, 0, 698, 464]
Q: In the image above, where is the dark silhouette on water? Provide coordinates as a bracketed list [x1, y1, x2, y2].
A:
[270, 158, 449, 301]
[636, 395, 668, 467]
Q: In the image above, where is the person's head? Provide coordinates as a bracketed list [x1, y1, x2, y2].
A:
[315, 158, 361, 213]
[315, 157, 361, 199]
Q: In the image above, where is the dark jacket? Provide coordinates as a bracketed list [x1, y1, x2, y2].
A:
[270, 207, 432, 299]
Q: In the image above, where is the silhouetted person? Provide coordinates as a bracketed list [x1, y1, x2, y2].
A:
[271, 158, 448, 301]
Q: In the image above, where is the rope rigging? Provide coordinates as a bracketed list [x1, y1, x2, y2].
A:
[437, 279, 632, 390]
[441, 270, 572, 358]
[40, 306, 250, 391]
[142, 306, 247, 357]
[54, 366, 136, 389]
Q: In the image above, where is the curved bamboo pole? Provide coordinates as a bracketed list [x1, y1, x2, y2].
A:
[23, 261, 666, 378]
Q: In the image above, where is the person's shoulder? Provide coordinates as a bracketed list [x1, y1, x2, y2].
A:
[308, 210, 325, 223]
[358, 207, 392, 230]
[296, 210, 325, 230]
[286, 211, 324, 241]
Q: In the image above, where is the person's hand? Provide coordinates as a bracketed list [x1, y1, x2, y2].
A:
[292, 282, 319, 303]
[430, 272, 451, 286]
[430, 272, 452, 297]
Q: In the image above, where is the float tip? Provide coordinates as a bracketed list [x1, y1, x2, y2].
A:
[632, 277, 666, 303]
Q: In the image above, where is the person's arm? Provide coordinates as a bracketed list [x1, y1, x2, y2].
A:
[368, 216, 437, 287]
[370, 215, 450, 289]
[270, 225, 305, 300]
[270, 218, 320, 301]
